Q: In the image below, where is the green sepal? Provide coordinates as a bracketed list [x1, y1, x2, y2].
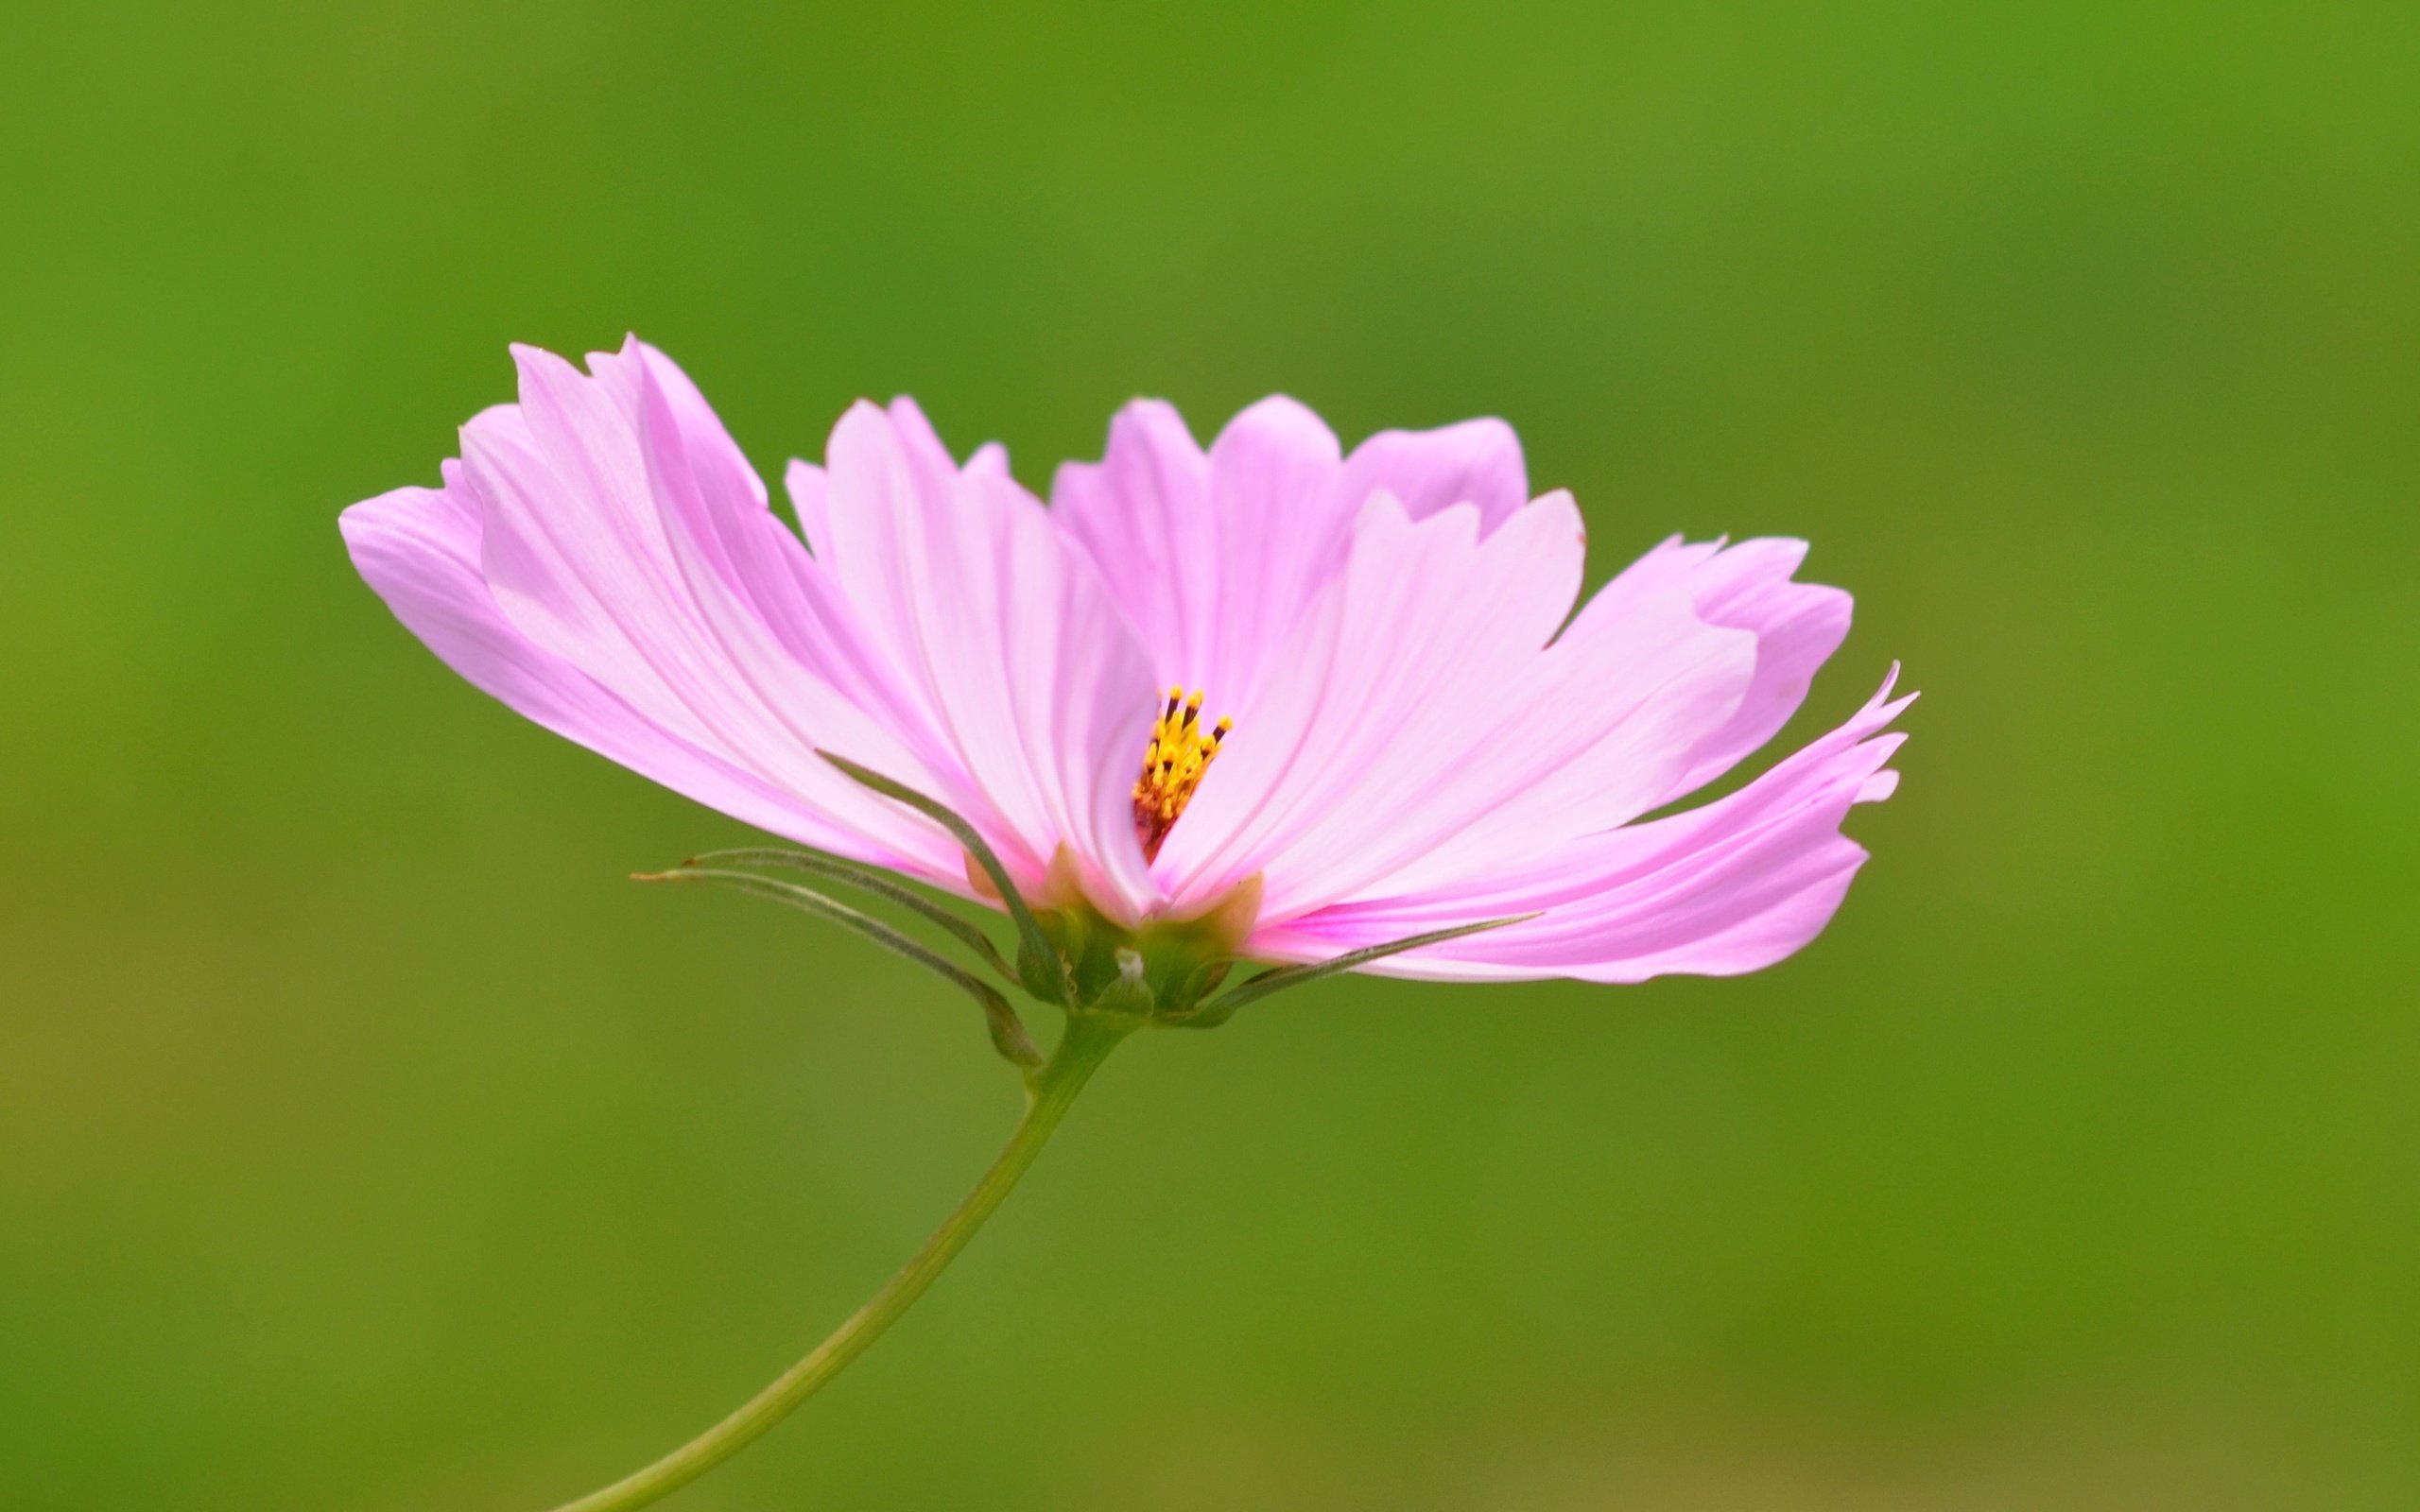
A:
[1175, 958, 1233, 1009]
[685, 847, 1014, 985]
[1163, 914, 1538, 1026]
[1162, 991, 1242, 1030]
[1042, 878, 1262, 1016]
[820, 752, 1071, 1006]
[1089, 949, 1158, 1020]
[635, 867, 1045, 1069]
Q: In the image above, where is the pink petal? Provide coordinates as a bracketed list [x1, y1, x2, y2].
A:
[813, 398, 1162, 916]
[1334, 416, 1529, 532]
[1054, 396, 1353, 714]
[1049, 400, 1219, 692]
[458, 344, 958, 875]
[624, 350, 915, 744]
[1249, 670, 1914, 981]
[781, 459, 831, 556]
[1054, 401, 1537, 718]
[339, 465, 946, 874]
[1154, 489, 1758, 921]
[1570, 535, 1856, 801]
[351, 342, 1162, 918]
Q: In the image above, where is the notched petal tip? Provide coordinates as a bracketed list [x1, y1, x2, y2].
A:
[1338, 413, 1530, 528]
[1211, 394, 1345, 474]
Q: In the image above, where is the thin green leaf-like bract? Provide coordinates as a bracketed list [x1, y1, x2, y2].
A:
[635, 868, 1044, 1068]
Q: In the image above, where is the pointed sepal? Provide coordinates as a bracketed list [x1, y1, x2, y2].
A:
[820, 752, 1071, 1006]
[1164, 914, 1538, 1027]
[635, 867, 1045, 1069]
[684, 847, 1014, 985]
[1090, 948, 1158, 1020]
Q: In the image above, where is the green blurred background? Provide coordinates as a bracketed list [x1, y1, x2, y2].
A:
[5, 2, 2415, 1507]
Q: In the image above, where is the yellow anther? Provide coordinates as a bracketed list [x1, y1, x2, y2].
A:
[1132, 686, 1231, 860]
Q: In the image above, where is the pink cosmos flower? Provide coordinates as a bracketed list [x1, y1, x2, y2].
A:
[342, 337, 1908, 988]
[344, 336, 1915, 1511]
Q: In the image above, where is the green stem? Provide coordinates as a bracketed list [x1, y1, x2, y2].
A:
[546, 1012, 1136, 1512]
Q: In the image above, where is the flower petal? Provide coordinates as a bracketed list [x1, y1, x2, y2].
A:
[1049, 399, 1219, 690]
[1054, 396, 1351, 713]
[1569, 535, 1856, 801]
[1247, 670, 1913, 981]
[1334, 416, 1529, 532]
[813, 398, 1162, 917]
[1054, 402, 1535, 717]
[1155, 489, 1757, 921]
[782, 459, 832, 557]
[340, 464, 948, 873]
[455, 343, 969, 877]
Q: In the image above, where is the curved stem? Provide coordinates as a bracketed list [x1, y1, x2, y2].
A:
[546, 1012, 1137, 1512]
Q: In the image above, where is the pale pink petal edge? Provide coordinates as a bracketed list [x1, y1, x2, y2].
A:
[1246, 667, 1914, 983]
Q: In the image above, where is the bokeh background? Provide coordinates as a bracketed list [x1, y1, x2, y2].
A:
[5, 3, 2416, 1507]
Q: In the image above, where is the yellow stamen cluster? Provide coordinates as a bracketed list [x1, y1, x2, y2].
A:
[1133, 686, 1231, 859]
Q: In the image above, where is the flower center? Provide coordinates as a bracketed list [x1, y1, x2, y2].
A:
[1132, 686, 1231, 861]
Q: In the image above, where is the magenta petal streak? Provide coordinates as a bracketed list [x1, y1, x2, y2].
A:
[344, 339, 1909, 979]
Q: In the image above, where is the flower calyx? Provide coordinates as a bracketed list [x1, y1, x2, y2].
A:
[640, 758, 1533, 1074]
[1032, 874, 1264, 1022]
